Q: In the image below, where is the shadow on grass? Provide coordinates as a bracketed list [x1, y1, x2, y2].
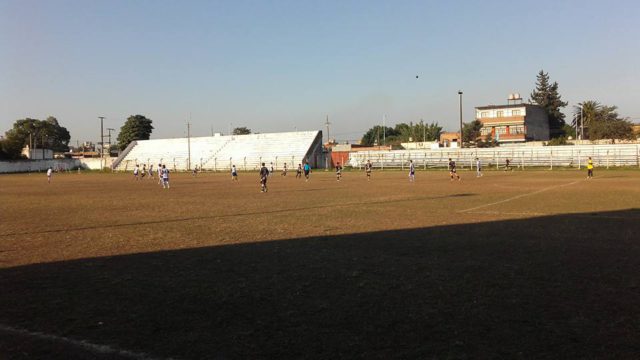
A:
[1, 209, 640, 359]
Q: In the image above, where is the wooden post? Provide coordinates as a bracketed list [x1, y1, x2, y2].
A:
[550, 150, 553, 170]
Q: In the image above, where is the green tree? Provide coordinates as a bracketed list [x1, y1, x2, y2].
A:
[1, 117, 71, 159]
[44, 116, 71, 152]
[117, 115, 154, 150]
[529, 70, 568, 138]
[574, 101, 634, 140]
[477, 133, 498, 148]
[232, 127, 251, 135]
[462, 120, 483, 144]
[360, 125, 398, 146]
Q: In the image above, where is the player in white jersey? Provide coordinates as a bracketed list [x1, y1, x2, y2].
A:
[47, 167, 53, 184]
[157, 164, 163, 185]
[161, 165, 170, 189]
[475, 157, 483, 177]
[133, 165, 139, 180]
[231, 165, 238, 181]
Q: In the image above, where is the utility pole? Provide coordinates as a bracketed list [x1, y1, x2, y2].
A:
[99, 116, 105, 158]
[325, 115, 331, 144]
[383, 114, 386, 146]
[458, 91, 463, 148]
[187, 122, 191, 171]
[106, 128, 115, 156]
[421, 118, 425, 142]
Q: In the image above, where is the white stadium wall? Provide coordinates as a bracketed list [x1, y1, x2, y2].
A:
[0, 158, 114, 173]
[112, 131, 325, 172]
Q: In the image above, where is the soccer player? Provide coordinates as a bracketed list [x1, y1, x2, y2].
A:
[231, 164, 238, 181]
[133, 164, 139, 181]
[475, 157, 483, 177]
[281, 163, 287, 176]
[296, 164, 302, 179]
[157, 164, 163, 185]
[161, 165, 170, 189]
[149, 164, 154, 179]
[47, 167, 53, 184]
[336, 162, 342, 181]
[259, 162, 269, 192]
[587, 157, 594, 179]
[270, 162, 274, 177]
[408, 160, 415, 182]
[365, 160, 372, 181]
[303, 162, 311, 181]
[448, 158, 461, 181]
[141, 164, 146, 179]
[504, 158, 512, 171]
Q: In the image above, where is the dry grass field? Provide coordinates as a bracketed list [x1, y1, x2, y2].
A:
[1, 168, 639, 359]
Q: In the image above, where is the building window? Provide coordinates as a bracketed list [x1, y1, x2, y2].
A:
[481, 111, 489, 118]
[480, 127, 491, 135]
[511, 125, 525, 134]
[512, 109, 521, 116]
[495, 127, 507, 135]
[496, 110, 504, 117]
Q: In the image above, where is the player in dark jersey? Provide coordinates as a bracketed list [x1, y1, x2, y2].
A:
[259, 162, 269, 192]
[365, 160, 372, 181]
[408, 160, 415, 182]
[336, 162, 342, 181]
[448, 158, 461, 181]
[296, 164, 302, 179]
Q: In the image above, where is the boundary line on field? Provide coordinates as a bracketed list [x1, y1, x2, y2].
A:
[0, 324, 172, 360]
[458, 180, 583, 213]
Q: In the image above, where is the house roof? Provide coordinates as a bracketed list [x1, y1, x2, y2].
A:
[475, 103, 541, 110]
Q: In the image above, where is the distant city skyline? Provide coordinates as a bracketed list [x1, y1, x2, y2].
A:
[2, 0, 639, 145]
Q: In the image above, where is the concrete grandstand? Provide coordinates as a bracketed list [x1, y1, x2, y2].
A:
[112, 131, 324, 172]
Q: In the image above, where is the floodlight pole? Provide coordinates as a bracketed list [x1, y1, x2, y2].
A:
[106, 128, 115, 156]
[187, 122, 192, 171]
[458, 91, 463, 148]
[98, 116, 105, 158]
[325, 115, 331, 143]
[580, 105, 584, 141]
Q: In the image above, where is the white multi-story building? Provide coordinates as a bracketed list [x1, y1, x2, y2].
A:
[476, 96, 549, 144]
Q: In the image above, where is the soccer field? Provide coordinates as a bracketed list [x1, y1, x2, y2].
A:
[1, 169, 639, 358]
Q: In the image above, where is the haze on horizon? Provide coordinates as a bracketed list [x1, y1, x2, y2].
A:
[1, 0, 639, 145]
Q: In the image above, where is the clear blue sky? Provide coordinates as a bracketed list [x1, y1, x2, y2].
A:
[2, 0, 639, 144]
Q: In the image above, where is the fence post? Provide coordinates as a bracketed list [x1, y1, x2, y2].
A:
[495, 151, 499, 170]
[550, 150, 553, 170]
[401, 153, 404, 170]
[578, 151, 581, 170]
[244, 157, 247, 171]
[214, 158, 217, 172]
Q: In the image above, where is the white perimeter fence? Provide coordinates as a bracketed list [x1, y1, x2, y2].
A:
[348, 144, 640, 170]
[0, 158, 114, 173]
